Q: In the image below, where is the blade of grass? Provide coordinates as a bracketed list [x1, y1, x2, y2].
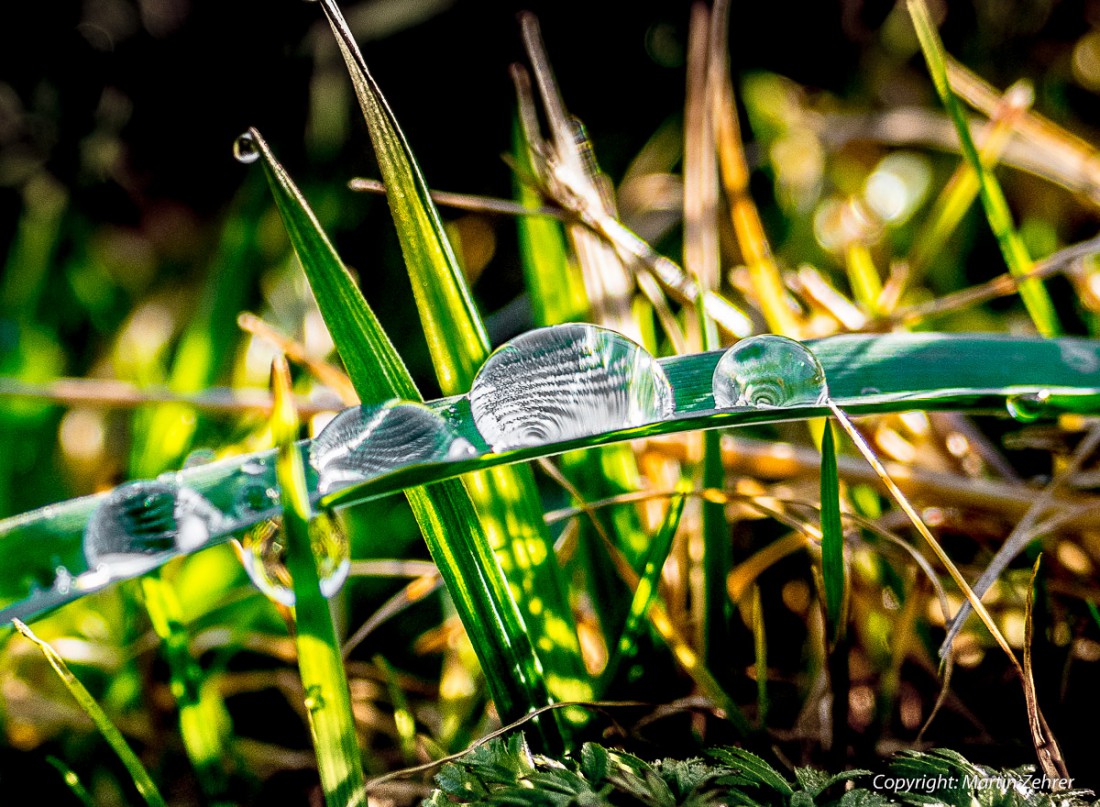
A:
[908, 81, 1034, 277]
[46, 756, 94, 807]
[826, 399, 1068, 777]
[250, 128, 560, 744]
[139, 575, 231, 800]
[750, 585, 768, 728]
[272, 357, 366, 806]
[374, 655, 418, 765]
[12, 619, 168, 807]
[820, 421, 846, 646]
[601, 494, 686, 688]
[314, 0, 588, 712]
[907, 0, 1061, 337]
[1024, 557, 1070, 784]
[845, 243, 884, 316]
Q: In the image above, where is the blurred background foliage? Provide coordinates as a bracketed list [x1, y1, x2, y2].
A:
[5, 0, 1100, 803]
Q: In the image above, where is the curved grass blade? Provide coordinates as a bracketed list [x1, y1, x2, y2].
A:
[12, 619, 168, 807]
[249, 129, 560, 742]
[272, 357, 367, 806]
[312, 0, 589, 712]
[819, 421, 846, 645]
[46, 756, 94, 807]
[2, 335, 1100, 626]
[908, 0, 1061, 337]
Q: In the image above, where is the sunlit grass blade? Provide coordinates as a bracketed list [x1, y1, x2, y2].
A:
[819, 421, 845, 645]
[12, 619, 168, 807]
[375, 655, 418, 765]
[908, 0, 1061, 337]
[271, 356, 367, 806]
[845, 243, 884, 316]
[249, 128, 560, 743]
[313, 0, 588, 711]
[139, 575, 231, 800]
[826, 399, 1068, 775]
[602, 494, 685, 687]
[46, 756, 94, 807]
[751, 584, 768, 727]
[909, 81, 1034, 277]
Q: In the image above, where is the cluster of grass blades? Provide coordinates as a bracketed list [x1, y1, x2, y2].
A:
[7, 0, 1100, 803]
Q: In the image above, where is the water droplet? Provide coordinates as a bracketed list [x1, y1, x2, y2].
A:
[304, 685, 325, 711]
[182, 448, 218, 468]
[233, 132, 259, 164]
[84, 481, 227, 578]
[53, 567, 73, 595]
[231, 483, 349, 607]
[860, 386, 882, 396]
[1006, 390, 1051, 423]
[310, 400, 475, 496]
[712, 335, 828, 409]
[469, 324, 674, 451]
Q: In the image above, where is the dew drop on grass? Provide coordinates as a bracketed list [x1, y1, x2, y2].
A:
[84, 481, 227, 579]
[304, 685, 325, 712]
[712, 335, 828, 409]
[310, 400, 475, 496]
[231, 482, 350, 607]
[1006, 390, 1052, 423]
[233, 132, 259, 164]
[469, 323, 674, 452]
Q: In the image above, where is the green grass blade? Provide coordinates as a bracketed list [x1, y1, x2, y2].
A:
[272, 357, 367, 807]
[139, 574, 231, 800]
[12, 619, 168, 807]
[820, 421, 846, 644]
[907, 0, 1061, 337]
[46, 756, 94, 807]
[375, 655, 418, 765]
[249, 130, 560, 743]
[311, 2, 589, 713]
[601, 494, 686, 688]
[316, 0, 484, 393]
[751, 585, 768, 727]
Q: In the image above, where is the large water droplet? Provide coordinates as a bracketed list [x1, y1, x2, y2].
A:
[310, 400, 475, 496]
[233, 132, 259, 164]
[1006, 390, 1051, 423]
[84, 481, 227, 578]
[230, 482, 350, 607]
[469, 323, 674, 451]
[712, 335, 828, 409]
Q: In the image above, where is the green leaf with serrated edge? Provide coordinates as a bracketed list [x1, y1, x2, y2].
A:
[314, 0, 588, 713]
[707, 748, 793, 795]
[13, 619, 168, 807]
[271, 358, 366, 807]
[251, 130, 560, 745]
[820, 421, 846, 644]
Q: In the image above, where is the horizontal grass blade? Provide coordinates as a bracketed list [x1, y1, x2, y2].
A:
[2, 334, 1100, 625]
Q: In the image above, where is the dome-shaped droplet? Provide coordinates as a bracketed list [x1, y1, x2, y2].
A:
[230, 483, 350, 607]
[712, 335, 828, 409]
[1006, 390, 1051, 423]
[84, 481, 227, 578]
[310, 400, 476, 496]
[233, 132, 259, 164]
[469, 323, 674, 452]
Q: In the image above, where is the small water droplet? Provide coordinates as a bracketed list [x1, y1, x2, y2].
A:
[469, 323, 674, 452]
[231, 483, 350, 607]
[304, 685, 325, 711]
[53, 567, 73, 595]
[233, 132, 259, 164]
[712, 335, 828, 409]
[182, 448, 218, 469]
[84, 481, 227, 578]
[860, 386, 881, 396]
[1007, 390, 1052, 423]
[310, 400, 475, 496]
